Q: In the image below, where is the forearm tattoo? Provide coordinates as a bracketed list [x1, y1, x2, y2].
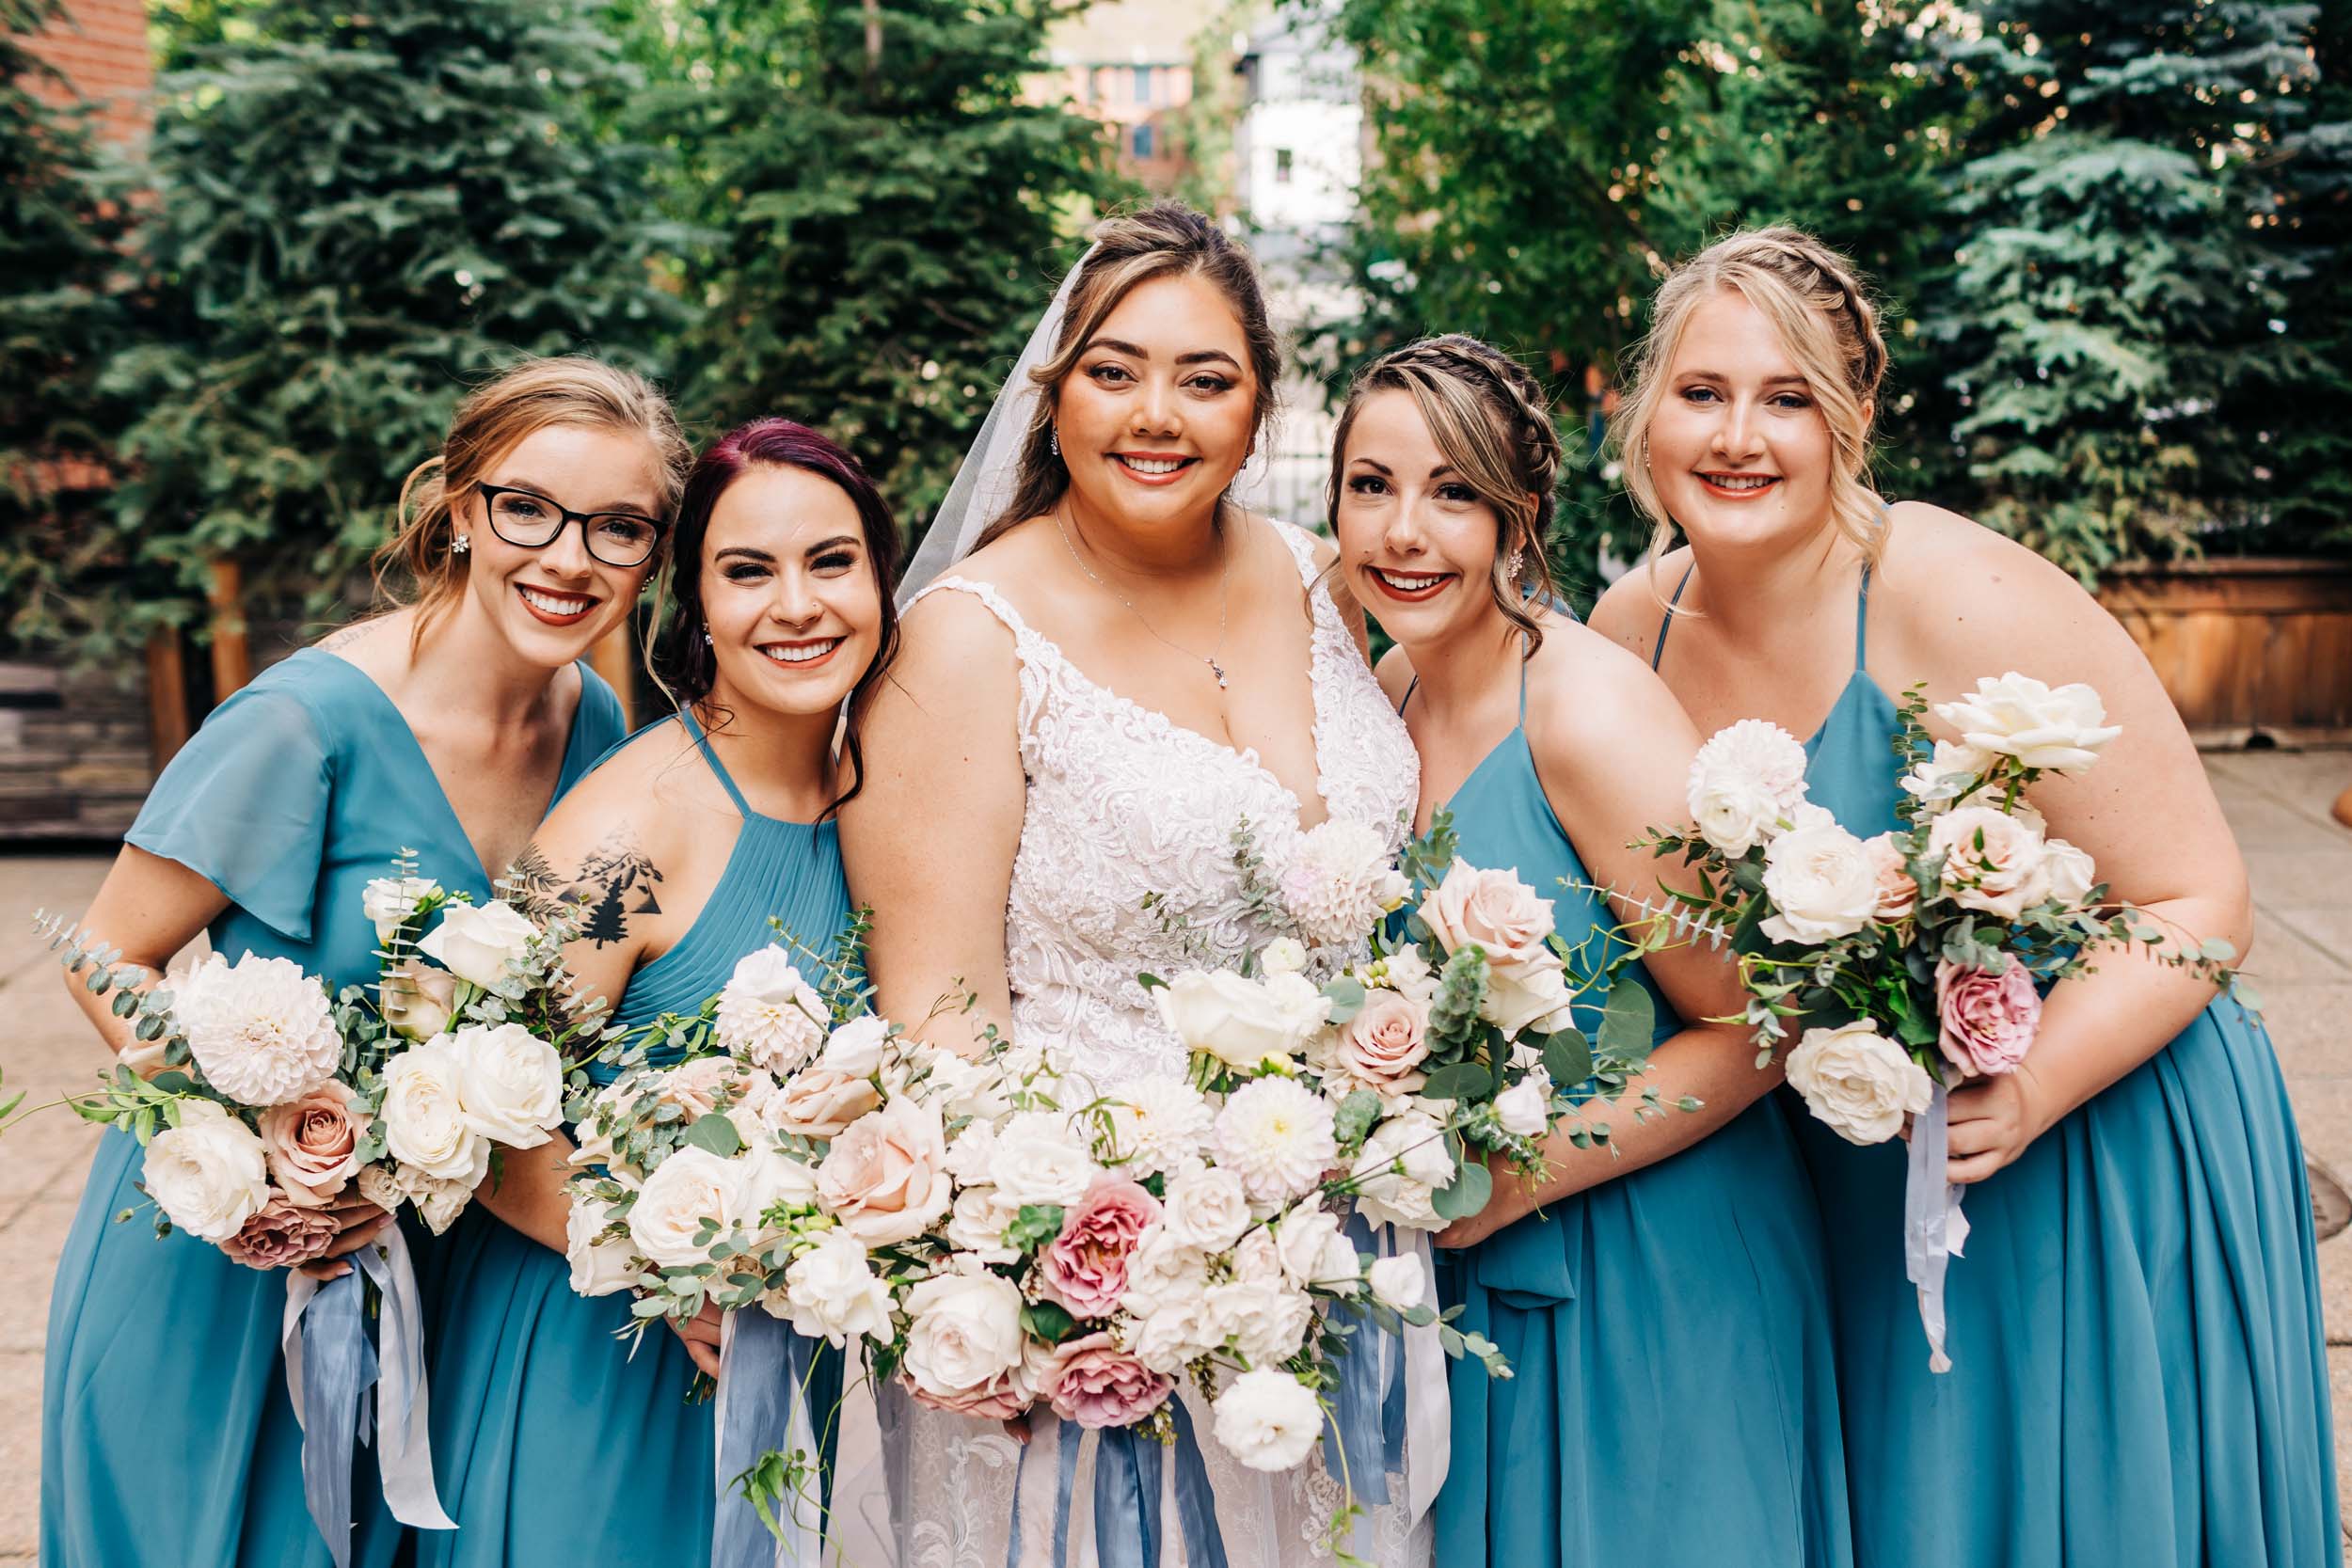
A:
[508, 832, 665, 947]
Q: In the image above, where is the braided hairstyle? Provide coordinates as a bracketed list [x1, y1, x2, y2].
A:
[1611, 226, 1892, 585]
[1327, 333, 1565, 653]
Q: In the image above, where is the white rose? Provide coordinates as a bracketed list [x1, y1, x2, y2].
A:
[1481, 958, 1578, 1037]
[740, 1145, 821, 1238]
[1785, 1021, 1933, 1146]
[145, 1100, 269, 1243]
[1899, 738, 1995, 809]
[944, 1184, 1025, 1266]
[1491, 1069, 1552, 1137]
[628, 1146, 750, 1268]
[1128, 1284, 1220, 1375]
[1686, 719, 1812, 855]
[1935, 673, 2122, 776]
[1261, 972, 1334, 1043]
[944, 1121, 1001, 1186]
[901, 1271, 1027, 1402]
[1272, 1200, 1346, 1288]
[2041, 836, 2097, 908]
[712, 946, 829, 1073]
[1927, 805, 2051, 920]
[380, 1039, 491, 1186]
[417, 900, 539, 990]
[1367, 1254, 1427, 1312]
[988, 1110, 1099, 1208]
[354, 1160, 473, 1235]
[779, 1228, 894, 1347]
[361, 877, 442, 942]
[1313, 1229, 1363, 1294]
[1122, 1226, 1212, 1315]
[1211, 1277, 1314, 1366]
[818, 1015, 892, 1077]
[1212, 1369, 1324, 1473]
[1156, 970, 1311, 1069]
[1377, 945, 1439, 1006]
[1757, 817, 1881, 945]
[564, 1197, 638, 1296]
[449, 1022, 564, 1148]
[1258, 937, 1309, 977]
[171, 952, 342, 1107]
[1161, 1166, 1253, 1252]
[1350, 1113, 1454, 1230]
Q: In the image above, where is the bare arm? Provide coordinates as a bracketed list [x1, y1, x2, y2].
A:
[838, 590, 1027, 1053]
[62, 845, 229, 1058]
[1441, 634, 1766, 1244]
[1890, 511, 2249, 1180]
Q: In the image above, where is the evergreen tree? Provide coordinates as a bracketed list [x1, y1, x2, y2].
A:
[618, 0, 1124, 541]
[0, 0, 137, 658]
[1918, 0, 2325, 580]
[101, 0, 681, 630]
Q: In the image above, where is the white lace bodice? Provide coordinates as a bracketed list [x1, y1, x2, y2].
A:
[914, 519, 1420, 1091]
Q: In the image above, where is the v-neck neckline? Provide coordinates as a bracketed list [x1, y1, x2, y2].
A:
[307, 647, 595, 889]
[1416, 721, 1523, 838]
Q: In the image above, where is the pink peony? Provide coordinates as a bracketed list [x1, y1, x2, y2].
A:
[903, 1363, 1035, 1421]
[1863, 833, 1919, 922]
[1039, 1176, 1161, 1320]
[218, 1192, 342, 1270]
[1041, 1333, 1174, 1430]
[1333, 990, 1430, 1096]
[1934, 958, 2041, 1077]
[256, 1080, 366, 1207]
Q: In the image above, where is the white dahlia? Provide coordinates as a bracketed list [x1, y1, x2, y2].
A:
[1212, 1076, 1337, 1205]
[712, 946, 828, 1073]
[172, 953, 342, 1106]
[1280, 817, 1409, 948]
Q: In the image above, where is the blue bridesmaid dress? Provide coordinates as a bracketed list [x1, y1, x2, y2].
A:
[40, 648, 625, 1568]
[1424, 657, 1852, 1568]
[420, 708, 851, 1568]
[1655, 565, 2342, 1566]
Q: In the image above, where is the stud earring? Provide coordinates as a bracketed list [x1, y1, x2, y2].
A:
[451, 532, 470, 556]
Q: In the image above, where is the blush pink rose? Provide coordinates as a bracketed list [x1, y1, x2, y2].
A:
[1862, 833, 1918, 923]
[1420, 862, 1553, 979]
[1334, 990, 1430, 1096]
[219, 1192, 342, 1270]
[1039, 1177, 1160, 1320]
[1041, 1333, 1174, 1430]
[770, 1066, 882, 1140]
[903, 1363, 1035, 1421]
[257, 1080, 366, 1207]
[816, 1098, 952, 1246]
[1934, 958, 2041, 1076]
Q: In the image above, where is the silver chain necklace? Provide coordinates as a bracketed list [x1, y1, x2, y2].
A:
[1054, 508, 1232, 689]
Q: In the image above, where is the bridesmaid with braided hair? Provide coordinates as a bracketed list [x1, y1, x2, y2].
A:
[1332, 335, 1851, 1568]
[1590, 229, 2338, 1566]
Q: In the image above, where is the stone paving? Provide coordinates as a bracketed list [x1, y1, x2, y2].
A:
[0, 751, 2346, 1560]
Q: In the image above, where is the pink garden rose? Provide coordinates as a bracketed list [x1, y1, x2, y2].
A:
[768, 1065, 882, 1140]
[1039, 1177, 1161, 1320]
[1041, 1333, 1174, 1430]
[1420, 862, 1553, 979]
[1334, 990, 1430, 1097]
[816, 1098, 952, 1246]
[1934, 958, 2042, 1076]
[256, 1080, 366, 1207]
[1863, 833, 1918, 923]
[219, 1191, 342, 1270]
[905, 1362, 1036, 1420]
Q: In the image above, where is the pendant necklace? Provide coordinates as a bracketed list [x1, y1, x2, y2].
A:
[1055, 508, 1232, 689]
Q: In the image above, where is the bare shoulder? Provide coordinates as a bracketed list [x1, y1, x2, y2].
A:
[1524, 613, 1699, 763]
[1585, 546, 1693, 661]
[1373, 643, 1417, 709]
[1871, 500, 2143, 683]
[533, 720, 701, 856]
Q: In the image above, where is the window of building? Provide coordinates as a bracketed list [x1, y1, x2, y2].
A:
[1131, 122, 1155, 159]
[1134, 65, 1153, 103]
[1275, 148, 1294, 183]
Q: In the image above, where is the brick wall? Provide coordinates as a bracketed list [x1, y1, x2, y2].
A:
[19, 0, 151, 149]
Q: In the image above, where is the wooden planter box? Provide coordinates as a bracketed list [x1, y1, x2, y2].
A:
[2098, 558, 2352, 748]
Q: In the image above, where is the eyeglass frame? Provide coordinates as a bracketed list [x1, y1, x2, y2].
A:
[471, 481, 670, 568]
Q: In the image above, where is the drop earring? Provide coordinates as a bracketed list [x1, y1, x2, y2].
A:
[702, 627, 714, 645]
[1050, 427, 1061, 459]
[451, 532, 471, 556]
[1504, 545, 1525, 581]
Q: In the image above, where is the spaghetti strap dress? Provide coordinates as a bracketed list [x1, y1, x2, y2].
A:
[1653, 565, 2341, 1567]
[1424, 653, 1852, 1568]
[419, 709, 852, 1568]
[40, 649, 624, 1568]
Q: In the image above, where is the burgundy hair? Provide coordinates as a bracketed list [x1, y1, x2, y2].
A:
[651, 417, 904, 815]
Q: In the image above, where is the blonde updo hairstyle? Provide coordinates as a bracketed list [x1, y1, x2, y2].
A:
[1327, 333, 1565, 654]
[975, 201, 1285, 548]
[1613, 227, 1890, 586]
[373, 356, 691, 650]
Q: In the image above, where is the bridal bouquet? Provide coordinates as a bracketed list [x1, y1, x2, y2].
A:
[1638, 673, 2241, 1368]
[30, 856, 601, 1559]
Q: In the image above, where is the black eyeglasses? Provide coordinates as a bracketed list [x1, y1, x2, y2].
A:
[474, 483, 667, 568]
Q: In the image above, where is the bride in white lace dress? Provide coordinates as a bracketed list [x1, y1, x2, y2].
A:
[839, 204, 1430, 1568]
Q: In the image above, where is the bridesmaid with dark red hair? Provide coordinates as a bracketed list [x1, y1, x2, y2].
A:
[420, 418, 901, 1568]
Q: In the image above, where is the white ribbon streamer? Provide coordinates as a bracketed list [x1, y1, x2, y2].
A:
[1395, 1227, 1452, 1521]
[280, 1224, 457, 1530]
[1901, 1084, 1972, 1374]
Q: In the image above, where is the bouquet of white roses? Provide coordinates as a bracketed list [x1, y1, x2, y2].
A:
[29, 854, 601, 1560]
[1640, 673, 2243, 1368]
